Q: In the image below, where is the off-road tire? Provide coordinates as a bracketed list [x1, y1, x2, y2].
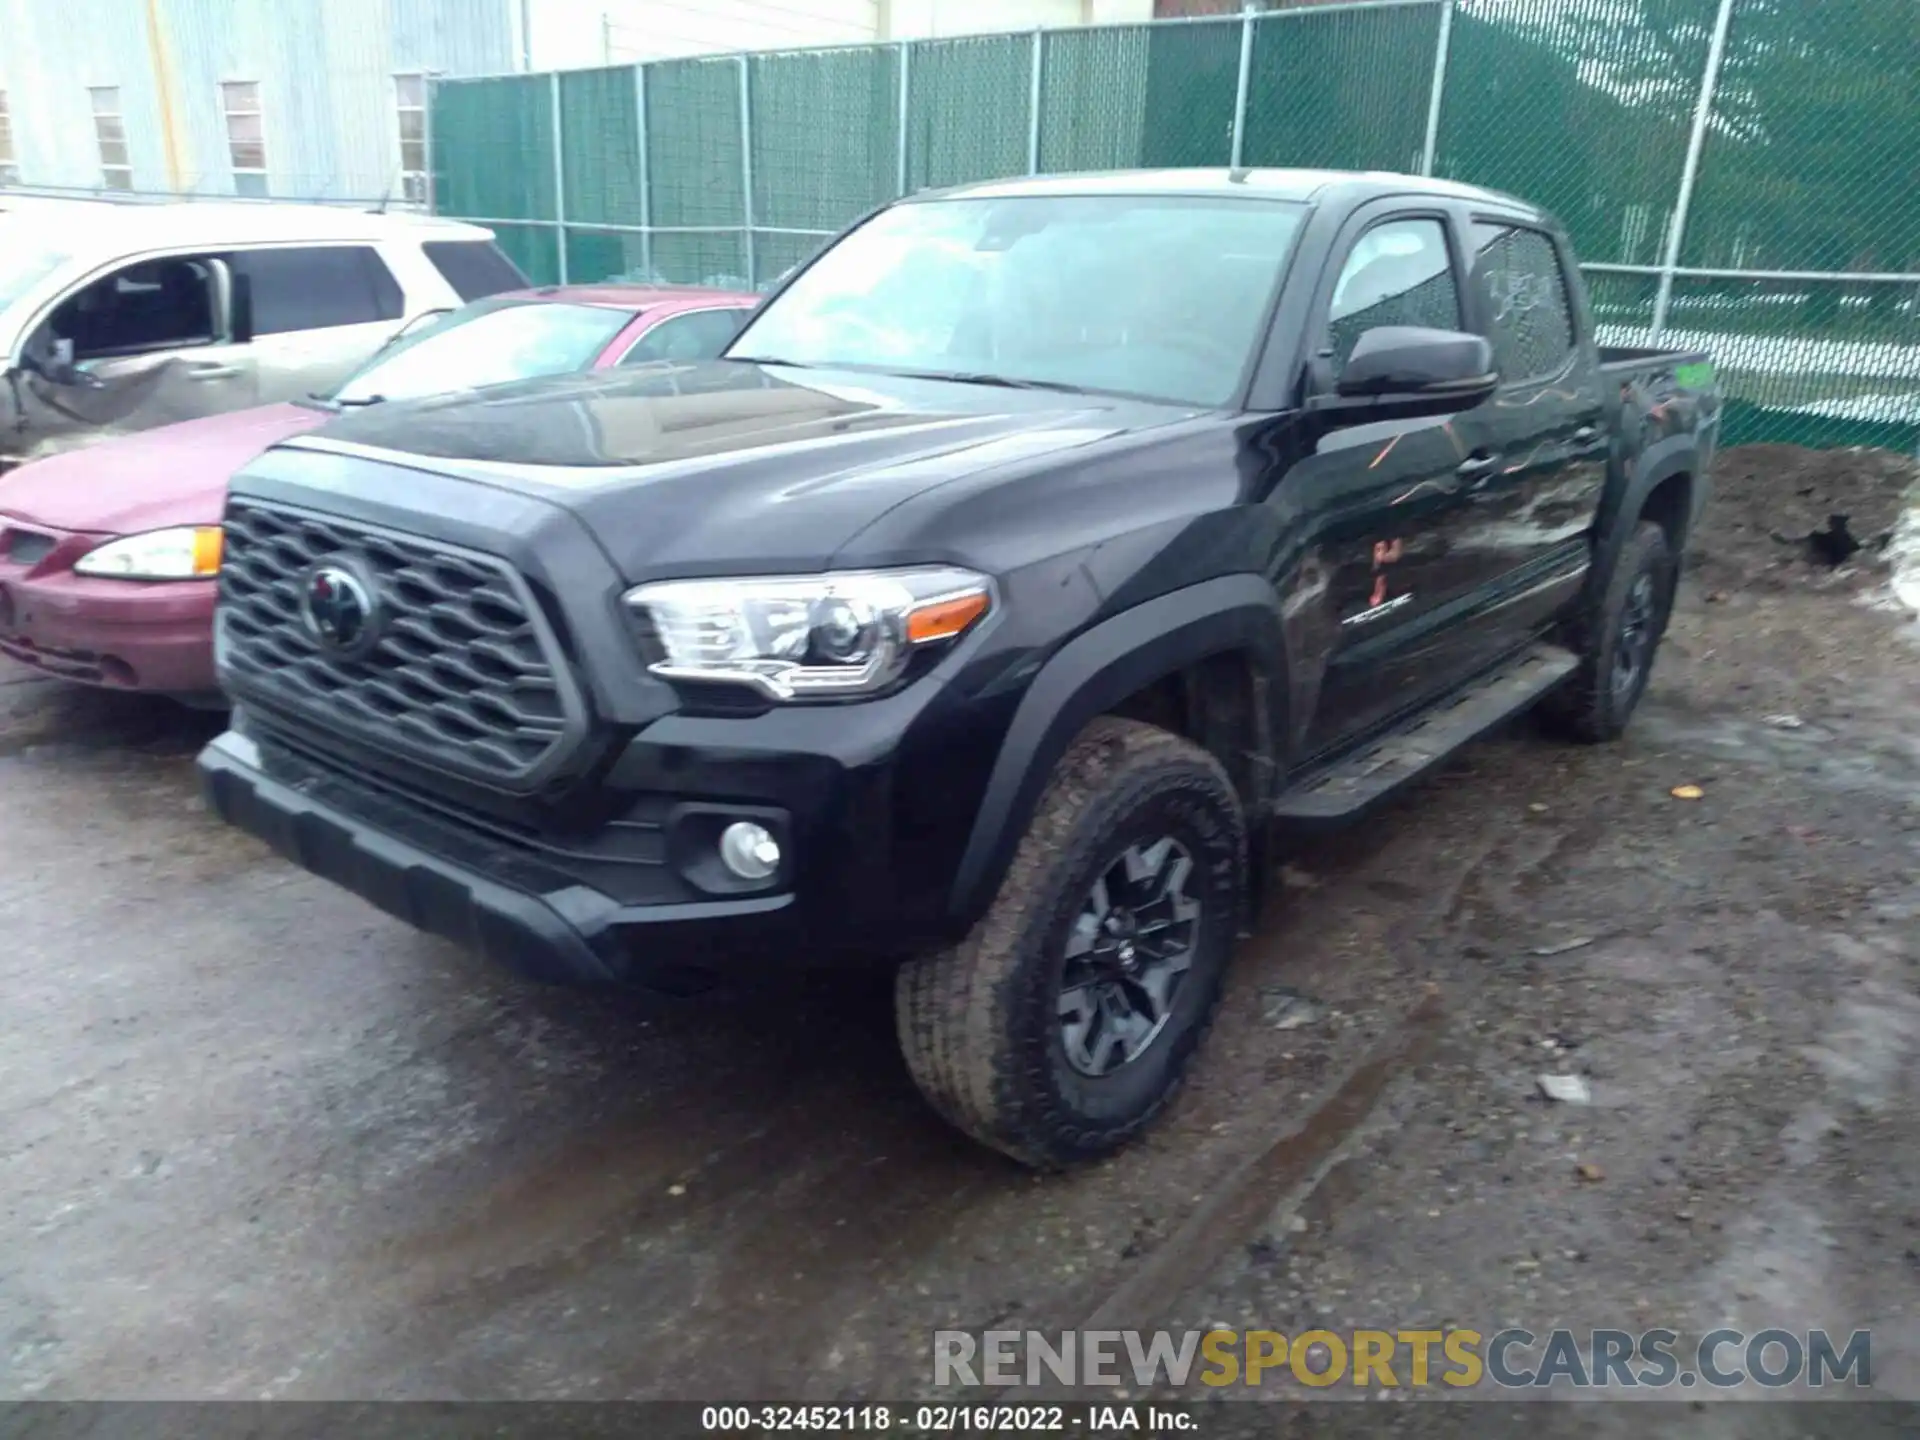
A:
[1540, 519, 1677, 743]
[895, 717, 1245, 1169]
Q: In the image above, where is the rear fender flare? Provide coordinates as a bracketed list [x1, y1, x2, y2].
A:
[1595, 434, 1697, 590]
[947, 574, 1285, 925]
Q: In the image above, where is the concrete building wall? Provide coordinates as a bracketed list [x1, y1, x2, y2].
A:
[0, 0, 513, 200]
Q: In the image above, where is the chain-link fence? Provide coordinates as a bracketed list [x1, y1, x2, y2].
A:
[430, 0, 1920, 451]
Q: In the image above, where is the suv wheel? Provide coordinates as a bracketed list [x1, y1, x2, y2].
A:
[1541, 519, 1676, 743]
[895, 717, 1245, 1168]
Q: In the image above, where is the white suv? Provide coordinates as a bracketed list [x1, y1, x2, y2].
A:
[0, 200, 526, 467]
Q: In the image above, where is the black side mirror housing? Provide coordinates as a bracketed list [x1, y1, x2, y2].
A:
[1316, 326, 1498, 424]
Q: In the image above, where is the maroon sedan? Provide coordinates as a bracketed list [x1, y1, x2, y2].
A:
[0, 284, 756, 701]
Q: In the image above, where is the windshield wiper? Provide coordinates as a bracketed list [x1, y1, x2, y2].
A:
[727, 355, 815, 368]
[883, 369, 1087, 394]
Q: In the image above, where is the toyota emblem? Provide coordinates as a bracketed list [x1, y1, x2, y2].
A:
[300, 563, 382, 657]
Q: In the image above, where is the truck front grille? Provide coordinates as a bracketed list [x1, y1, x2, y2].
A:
[218, 499, 581, 788]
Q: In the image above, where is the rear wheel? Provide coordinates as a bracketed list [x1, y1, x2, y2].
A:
[894, 718, 1245, 1168]
[1541, 519, 1676, 743]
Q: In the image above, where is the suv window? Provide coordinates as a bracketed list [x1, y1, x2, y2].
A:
[1327, 217, 1461, 373]
[422, 240, 528, 302]
[230, 246, 403, 336]
[1471, 222, 1575, 382]
[619, 307, 753, 365]
[48, 257, 220, 360]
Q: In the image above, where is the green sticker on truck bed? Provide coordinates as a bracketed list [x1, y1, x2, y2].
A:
[1674, 362, 1716, 389]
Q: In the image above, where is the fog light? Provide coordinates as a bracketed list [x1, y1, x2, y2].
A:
[719, 821, 781, 881]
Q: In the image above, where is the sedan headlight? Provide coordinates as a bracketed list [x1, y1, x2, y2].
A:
[73, 526, 224, 580]
[625, 567, 992, 700]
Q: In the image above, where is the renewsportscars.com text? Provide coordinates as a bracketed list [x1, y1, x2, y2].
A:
[933, 1327, 1872, 1390]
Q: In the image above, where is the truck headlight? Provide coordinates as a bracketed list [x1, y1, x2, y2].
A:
[73, 526, 224, 580]
[624, 567, 992, 700]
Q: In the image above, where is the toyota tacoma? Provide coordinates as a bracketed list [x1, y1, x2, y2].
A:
[196, 169, 1721, 1167]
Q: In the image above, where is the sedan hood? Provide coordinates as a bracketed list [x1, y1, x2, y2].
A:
[280, 362, 1190, 577]
[0, 403, 324, 536]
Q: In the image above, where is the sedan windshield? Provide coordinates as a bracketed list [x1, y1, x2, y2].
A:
[729, 194, 1307, 407]
[332, 299, 636, 404]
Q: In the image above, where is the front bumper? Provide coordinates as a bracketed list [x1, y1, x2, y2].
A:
[199, 730, 799, 986]
[0, 558, 218, 695]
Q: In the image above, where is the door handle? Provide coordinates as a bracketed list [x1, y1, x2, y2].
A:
[188, 363, 243, 381]
[1456, 453, 1500, 478]
[1572, 424, 1601, 443]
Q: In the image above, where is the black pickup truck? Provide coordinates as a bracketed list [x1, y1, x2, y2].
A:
[197, 169, 1720, 1167]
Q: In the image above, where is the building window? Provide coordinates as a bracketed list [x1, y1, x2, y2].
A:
[89, 87, 132, 191]
[0, 92, 18, 185]
[221, 81, 268, 198]
[396, 75, 427, 205]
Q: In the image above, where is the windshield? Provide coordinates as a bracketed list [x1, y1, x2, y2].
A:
[332, 298, 637, 404]
[0, 227, 73, 317]
[729, 194, 1307, 407]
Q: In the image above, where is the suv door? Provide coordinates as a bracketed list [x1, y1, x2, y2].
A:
[1446, 219, 1609, 658]
[15, 253, 257, 457]
[226, 245, 410, 403]
[1281, 208, 1492, 757]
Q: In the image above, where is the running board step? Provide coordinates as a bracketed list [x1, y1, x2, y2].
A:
[1274, 643, 1579, 823]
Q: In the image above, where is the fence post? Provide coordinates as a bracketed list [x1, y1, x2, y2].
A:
[634, 63, 652, 281]
[1026, 29, 1044, 175]
[1229, 10, 1255, 170]
[1652, 0, 1736, 342]
[423, 77, 437, 214]
[1420, 0, 1454, 177]
[739, 55, 756, 288]
[896, 41, 912, 197]
[550, 70, 569, 283]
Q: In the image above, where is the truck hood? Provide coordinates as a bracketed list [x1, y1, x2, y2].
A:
[281, 360, 1194, 577]
[0, 402, 323, 536]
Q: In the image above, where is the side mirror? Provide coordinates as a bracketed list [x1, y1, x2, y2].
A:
[1321, 326, 1497, 423]
[38, 338, 103, 390]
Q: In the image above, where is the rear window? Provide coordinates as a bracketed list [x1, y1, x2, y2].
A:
[230, 246, 404, 335]
[619, 307, 755, 365]
[1471, 223, 1576, 382]
[423, 240, 529, 302]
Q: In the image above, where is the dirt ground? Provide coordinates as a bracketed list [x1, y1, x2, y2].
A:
[1, 445, 1917, 1417]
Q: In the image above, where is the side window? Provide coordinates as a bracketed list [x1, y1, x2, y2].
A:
[1326, 218, 1461, 373]
[229, 246, 404, 336]
[1471, 223, 1575, 382]
[47, 257, 220, 360]
[422, 240, 529, 302]
[619, 308, 752, 366]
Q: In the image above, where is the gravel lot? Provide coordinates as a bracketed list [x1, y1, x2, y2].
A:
[2, 445, 1917, 1409]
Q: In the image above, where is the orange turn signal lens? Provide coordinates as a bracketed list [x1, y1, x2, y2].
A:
[906, 589, 990, 645]
[191, 527, 225, 576]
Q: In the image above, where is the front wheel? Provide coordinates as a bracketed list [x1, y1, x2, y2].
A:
[1540, 519, 1676, 743]
[895, 718, 1246, 1168]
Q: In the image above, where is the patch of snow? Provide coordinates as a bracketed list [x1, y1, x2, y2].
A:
[1888, 502, 1920, 619]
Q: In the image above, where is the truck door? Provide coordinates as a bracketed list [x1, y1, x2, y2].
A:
[1281, 209, 1493, 759]
[1444, 219, 1609, 662]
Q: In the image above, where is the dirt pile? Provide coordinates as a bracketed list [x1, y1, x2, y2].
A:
[1690, 443, 1919, 596]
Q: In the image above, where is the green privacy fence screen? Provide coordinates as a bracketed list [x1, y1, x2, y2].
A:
[430, 0, 1920, 452]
